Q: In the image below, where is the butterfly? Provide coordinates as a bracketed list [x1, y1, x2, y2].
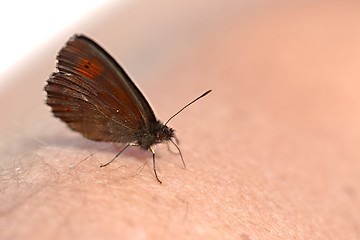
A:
[44, 34, 211, 183]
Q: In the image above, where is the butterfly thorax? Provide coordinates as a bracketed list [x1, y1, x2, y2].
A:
[136, 120, 175, 150]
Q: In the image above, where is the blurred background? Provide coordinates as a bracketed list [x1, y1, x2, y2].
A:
[0, 0, 118, 88]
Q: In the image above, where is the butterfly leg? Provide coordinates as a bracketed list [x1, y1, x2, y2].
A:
[166, 142, 178, 154]
[149, 146, 162, 184]
[100, 143, 132, 168]
[169, 139, 186, 169]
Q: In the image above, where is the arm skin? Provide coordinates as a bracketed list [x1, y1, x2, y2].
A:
[1, 1, 360, 239]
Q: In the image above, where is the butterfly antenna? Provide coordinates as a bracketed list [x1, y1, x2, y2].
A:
[164, 90, 212, 126]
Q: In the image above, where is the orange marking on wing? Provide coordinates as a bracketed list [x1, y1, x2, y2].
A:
[77, 56, 105, 80]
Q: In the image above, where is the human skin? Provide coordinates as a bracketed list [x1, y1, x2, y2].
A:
[1, 1, 360, 239]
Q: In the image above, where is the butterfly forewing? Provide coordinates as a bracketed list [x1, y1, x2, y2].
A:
[45, 35, 157, 142]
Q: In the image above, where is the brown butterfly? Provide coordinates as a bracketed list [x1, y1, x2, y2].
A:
[45, 34, 211, 183]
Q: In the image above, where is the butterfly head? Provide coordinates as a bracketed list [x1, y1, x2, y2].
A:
[137, 121, 175, 149]
[151, 121, 175, 145]
[157, 124, 175, 143]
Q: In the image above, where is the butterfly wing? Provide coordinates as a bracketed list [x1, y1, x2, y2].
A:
[45, 34, 157, 142]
